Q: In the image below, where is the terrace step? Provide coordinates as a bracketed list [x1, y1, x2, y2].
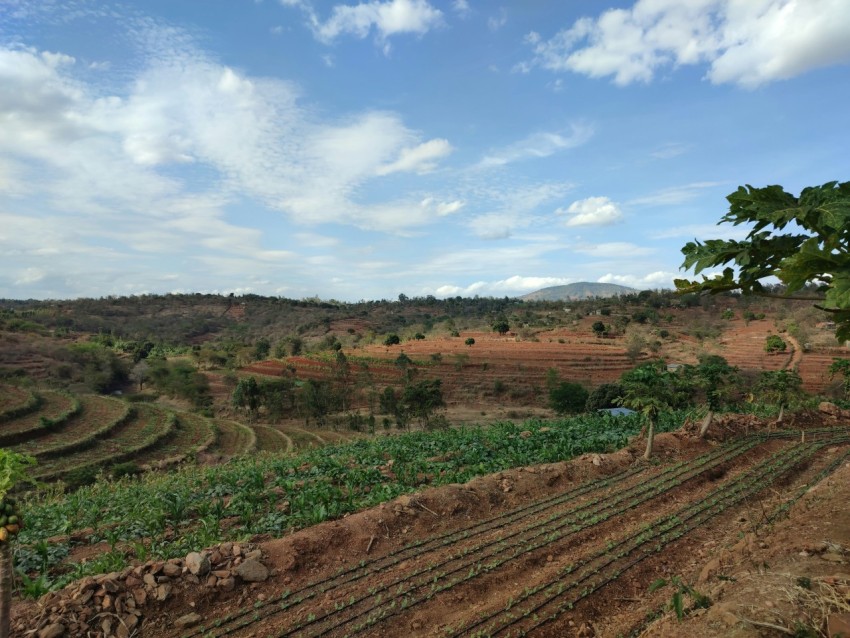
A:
[206, 419, 257, 458]
[32, 403, 176, 481]
[253, 424, 293, 453]
[14, 395, 131, 459]
[140, 411, 217, 469]
[0, 390, 79, 446]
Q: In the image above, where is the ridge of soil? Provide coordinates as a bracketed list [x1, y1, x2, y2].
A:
[12, 411, 850, 638]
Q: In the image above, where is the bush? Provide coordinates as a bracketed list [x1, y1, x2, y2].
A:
[764, 334, 787, 353]
[384, 334, 401, 346]
[549, 382, 589, 415]
[586, 383, 625, 411]
[464, 338, 475, 346]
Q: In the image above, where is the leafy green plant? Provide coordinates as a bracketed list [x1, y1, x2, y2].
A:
[648, 575, 711, 620]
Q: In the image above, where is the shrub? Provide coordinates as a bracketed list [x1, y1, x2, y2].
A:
[549, 382, 589, 415]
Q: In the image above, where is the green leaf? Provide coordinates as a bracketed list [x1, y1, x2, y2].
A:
[672, 591, 684, 620]
[648, 578, 668, 593]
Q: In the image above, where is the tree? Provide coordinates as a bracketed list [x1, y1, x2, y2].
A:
[465, 337, 475, 346]
[586, 383, 625, 411]
[232, 376, 261, 418]
[253, 337, 271, 361]
[402, 379, 445, 429]
[592, 321, 606, 337]
[829, 358, 850, 400]
[756, 369, 803, 421]
[618, 362, 677, 460]
[675, 181, 850, 342]
[549, 382, 589, 415]
[384, 334, 401, 346]
[686, 354, 740, 412]
[492, 319, 510, 335]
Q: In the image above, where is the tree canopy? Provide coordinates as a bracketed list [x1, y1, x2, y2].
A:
[675, 181, 850, 341]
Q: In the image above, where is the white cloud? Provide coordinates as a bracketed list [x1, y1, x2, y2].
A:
[559, 196, 623, 226]
[310, 0, 443, 44]
[523, 0, 850, 88]
[432, 275, 572, 298]
[628, 181, 725, 206]
[650, 142, 689, 159]
[487, 8, 507, 32]
[467, 181, 574, 239]
[598, 271, 676, 288]
[376, 138, 452, 175]
[575, 242, 654, 258]
[420, 197, 465, 216]
[649, 223, 750, 241]
[452, 0, 471, 18]
[477, 122, 594, 168]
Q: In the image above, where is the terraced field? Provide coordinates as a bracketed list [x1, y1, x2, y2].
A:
[175, 425, 850, 638]
[0, 383, 351, 482]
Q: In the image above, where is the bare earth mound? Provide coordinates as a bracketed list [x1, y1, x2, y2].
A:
[12, 412, 850, 638]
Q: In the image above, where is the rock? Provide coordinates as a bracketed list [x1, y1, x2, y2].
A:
[519, 430, 532, 439]
[175, 612, 203, 628]
[156, 583, 172, 602]
[186, 551, 211, 576]
[131, 588, 147, 606]
[143, 573, 157, 588]
[162, 563, 182, 577]
[218, 576, 236, 591]
[38, 624, 66, 638]
[823, 552, 846, 564]
[235, 558, 269, 583]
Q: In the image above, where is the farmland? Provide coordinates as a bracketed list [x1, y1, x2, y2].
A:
[2, 292, 850, 637]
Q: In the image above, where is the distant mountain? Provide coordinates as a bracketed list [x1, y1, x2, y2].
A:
[521, 282, 638, 301]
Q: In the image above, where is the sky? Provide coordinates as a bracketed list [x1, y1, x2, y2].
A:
[1, 0, 849, 302]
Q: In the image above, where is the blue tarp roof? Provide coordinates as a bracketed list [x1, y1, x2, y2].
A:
[598, 407, 637, 416]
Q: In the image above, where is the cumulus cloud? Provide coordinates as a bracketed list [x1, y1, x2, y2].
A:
[598, 271, 676, 288]
[478, 122, 594, 168]
[522, 0, 850, 87]
[308, 0, 443, 44]
[558, 196, 623, 227]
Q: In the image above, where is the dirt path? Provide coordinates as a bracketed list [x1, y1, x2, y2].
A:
[151, 418, 849, 638]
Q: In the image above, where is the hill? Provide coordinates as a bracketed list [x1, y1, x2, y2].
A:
[521, 282, 638, 301]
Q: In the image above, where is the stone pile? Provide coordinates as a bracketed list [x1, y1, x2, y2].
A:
[17, 541, 270, 638]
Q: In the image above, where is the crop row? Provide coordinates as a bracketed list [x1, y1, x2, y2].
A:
[296, 438, 769, 638]
[0, 391, 80, 446]
[14, 395, 131, 459]
[460, 438, 845, 637]
[185, 432, 767, 637]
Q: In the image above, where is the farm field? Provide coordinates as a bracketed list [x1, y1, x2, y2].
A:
[10, 410, 850, 638]
[240, 313, 849, 416]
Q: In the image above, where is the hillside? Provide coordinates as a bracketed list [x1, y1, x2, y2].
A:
[521, 282, 638, 301]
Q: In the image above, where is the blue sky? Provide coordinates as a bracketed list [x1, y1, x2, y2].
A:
[1, 0, 849, 301]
